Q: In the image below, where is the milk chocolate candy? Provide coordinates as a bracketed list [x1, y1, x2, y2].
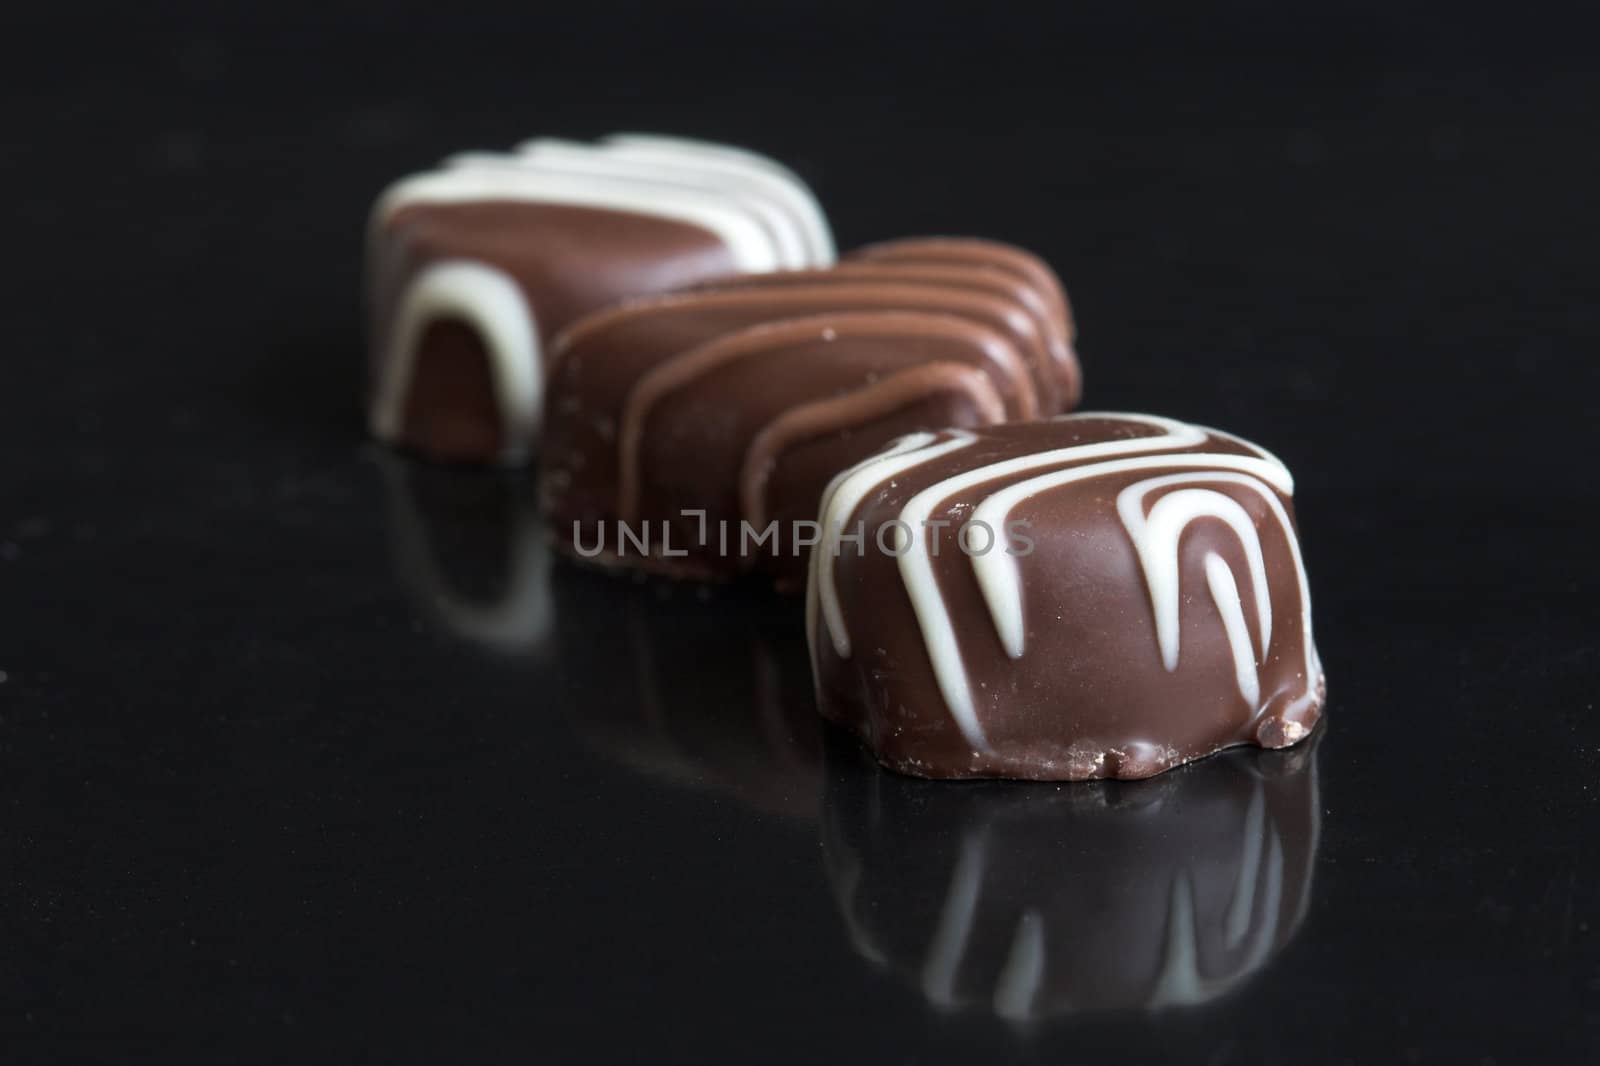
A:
[366, 134, 834, 464]
[539, 240, 1079, 587]
[822, 737, 1321, 1020]
[807, 413, 1325, 780]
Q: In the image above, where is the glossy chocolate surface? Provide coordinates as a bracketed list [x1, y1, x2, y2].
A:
[541, 242, 1078, 586]
[848, 238, 1078, 407]
[366, 137, 835, 465]
[810, 414, 1323, 780]
[373, 201, 739, 462]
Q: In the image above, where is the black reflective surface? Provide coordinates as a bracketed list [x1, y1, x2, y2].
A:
[5, 5, 1600, 1062]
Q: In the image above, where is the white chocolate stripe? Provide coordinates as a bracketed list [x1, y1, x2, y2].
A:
[896, 415, 1209, 750]
[810, 432, 977, 660]
[602, 132, 836, 264]
[601, 142, 831, 265]
[374, 159, 781, 272]
[1199, 422, 1289, 468]
[1204, 552, 1263, 708]
[807, 432, 943, 671]
[512, 139, 806, 265]
[1128, 470, 1316, 715]
[606, 132, 810, 184]
[512, 139, 811, 268]
[960, 458, 1297, 744]
[971, 461, 1274, 660]
[370, 260, 540, 463]
[1117, 478, 1275, 669]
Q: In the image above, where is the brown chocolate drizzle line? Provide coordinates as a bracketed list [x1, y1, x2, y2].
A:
[852, 238, 1072, 338]
[699, 262, 1068, 415]
[547, 277, 1054, 403]
[739, 362, 1008, 532]
[615, 312, 1034, 524]
[849, 238, 1079, 405]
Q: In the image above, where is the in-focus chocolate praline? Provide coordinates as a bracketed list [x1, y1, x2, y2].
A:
[807, 413, 1326, 780]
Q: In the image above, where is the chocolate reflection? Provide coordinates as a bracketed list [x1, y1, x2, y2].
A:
[822, 733, 1322, 1021]
[376, 447, 1319, 986]
[550, 566, 823, 821]
[375, 451, 553, 654]
[376, 450, 821, 820]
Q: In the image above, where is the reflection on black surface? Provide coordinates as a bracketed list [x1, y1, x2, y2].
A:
[377, 450, 1321, 1016]
[376, 451, 553, 654]
[550, 565, 823, 821]
[377, 451, 822, 819]
[822, 734, 1322, 1022]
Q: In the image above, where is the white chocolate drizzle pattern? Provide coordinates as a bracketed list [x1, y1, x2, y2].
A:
[371, 260, 542, 463]
[813, 413, 1318, 753]
[807, 431, 977, 665]
[601, 133, 835, 262]
[368, 134, 834, 461]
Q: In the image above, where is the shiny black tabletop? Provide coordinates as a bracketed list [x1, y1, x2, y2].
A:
[4, 5, 1598, 1062]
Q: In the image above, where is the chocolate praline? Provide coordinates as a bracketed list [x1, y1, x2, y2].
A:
[365, 134, 834, 465]
[539, 238, 1079, 588]
[807, 412, 1326, 780]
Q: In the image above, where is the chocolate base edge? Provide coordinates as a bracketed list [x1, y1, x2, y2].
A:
[821, 687, 1328, 782]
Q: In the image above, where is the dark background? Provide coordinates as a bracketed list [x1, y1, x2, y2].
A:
[3, 3, 1598, 1062]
